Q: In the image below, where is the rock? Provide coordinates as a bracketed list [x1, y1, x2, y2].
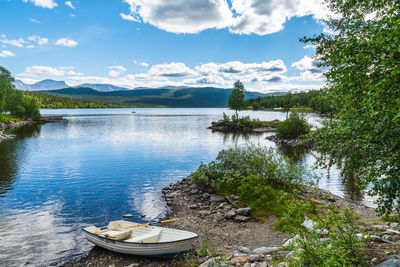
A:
[236, 207, 251, 216]
[390, 256, 400, 260]
[231, 256, 250, 264]
[282, 236, 299, 247]
[370, 235, 395, 244]
[210, 194, 226, 203]
[252, 247, 279, 255]
[302, 217, 317, 231]
[225, 210, 236, 219]
[243, 263, 251, 267]
[202, 192, 210, 199]
[237, 246, 251, 254]
[258, 263, 268, 267]
[390, 223, 399, 228]
[199, 210, 211, 216]
[190, 189, 199, 194]
[125, 264, 139, 267]
[370, 225, 389, 231]
[234, 215, 250, 222]
[199, 258, 213, 267]
[190, 184, 198, 189]
[383, 229, 400, 235]
[122, 214, 133, 218]
[189, 204, 198, 209]
[375, 259, 400, 267]
[249, 254, 262, 262]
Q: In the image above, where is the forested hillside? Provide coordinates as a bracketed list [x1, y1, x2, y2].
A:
[39, 87, 268, 108]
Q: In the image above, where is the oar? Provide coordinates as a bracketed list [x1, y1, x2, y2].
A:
[95, 218, 182, 237]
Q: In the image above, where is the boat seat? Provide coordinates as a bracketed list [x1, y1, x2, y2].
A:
[110, 230, 133, 240]
[129, 228, 162, 243]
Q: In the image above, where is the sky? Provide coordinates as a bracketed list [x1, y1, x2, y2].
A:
[0, 0, 334, 93]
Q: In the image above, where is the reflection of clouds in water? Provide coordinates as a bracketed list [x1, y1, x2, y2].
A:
[130, 190, 168, 221]
[0, 200, 92, 266]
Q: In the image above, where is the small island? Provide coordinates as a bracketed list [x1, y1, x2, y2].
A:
[208, 114, 281, 132]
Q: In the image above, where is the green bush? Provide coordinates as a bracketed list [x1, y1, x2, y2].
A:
[238, 174, 289, 217]
[276, 111, 311, 139]
[192, 145, 306, 193]
[284, 206, 366, 267]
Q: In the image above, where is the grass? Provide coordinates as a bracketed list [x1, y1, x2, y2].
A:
[0, 114, 21, 123]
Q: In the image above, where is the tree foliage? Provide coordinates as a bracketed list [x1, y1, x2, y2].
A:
[228, 80, 246, 118]
[276, 111, 311, 139]
[306, 0, 400, 214]
[0, 66, 40, 120]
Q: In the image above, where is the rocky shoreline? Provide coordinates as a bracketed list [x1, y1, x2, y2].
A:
[66, 176, 400, 267]
[0, 116, 62, 142]
[208, 125, 276, 133]
[265, 135, 315, 148]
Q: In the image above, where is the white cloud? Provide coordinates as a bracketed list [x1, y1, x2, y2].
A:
[30, 18, 41, 24]
[291, 56, 323, 73]
[23, 0, 58, 9]
[28, 35, 49, 45]
[65, 1, 75, 9]
[0, 50, 15, 57]
[108, 66, 127, 77]
[55, 38, 78, 47]
[1, 38, 26, 48]
[121, 0, 233, 34]
[148, 62, 197, 77]
[26, 45, 35, 48]
[121, 0, 336, 35]
[133, 60, 149, 67]
[120, 13, 138, 22]
[19, 66, 84, 77]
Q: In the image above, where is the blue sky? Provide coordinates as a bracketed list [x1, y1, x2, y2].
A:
[0, 0, 332, 92]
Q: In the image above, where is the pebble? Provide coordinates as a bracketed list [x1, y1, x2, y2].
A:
[383, 229, 400, 235]
[390, 223, 399, 228]
[189, 204, 198, 209]
[199, 210, 211, 216]
[231, 256, 250, 264]
[249, 254, 262, 262]
[190, 189, 199, 194]
[223, 210, 236, 219]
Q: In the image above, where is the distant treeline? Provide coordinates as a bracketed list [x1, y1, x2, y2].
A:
[247, 90, 334, 114]
[0, 67, 40, 121]
[23, 91, 128, 109]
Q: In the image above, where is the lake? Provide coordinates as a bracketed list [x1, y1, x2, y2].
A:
[0, 108, 364, 266]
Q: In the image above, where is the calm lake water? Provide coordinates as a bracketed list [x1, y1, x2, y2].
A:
[0, 108, 364, 266]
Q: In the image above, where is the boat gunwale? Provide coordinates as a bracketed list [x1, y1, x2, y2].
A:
[83, 228, 198, 245]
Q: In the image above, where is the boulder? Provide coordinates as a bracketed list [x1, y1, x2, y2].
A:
[375, 259, 400, 267]
[252, 247, 279, 255]
[236, 207, 251, 216]
[237, 246, 251, 254]
[231, 256, 250, 264]
[210, 194, 226, 203]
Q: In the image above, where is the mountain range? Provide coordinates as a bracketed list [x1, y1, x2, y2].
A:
[15, 79, 285, 108]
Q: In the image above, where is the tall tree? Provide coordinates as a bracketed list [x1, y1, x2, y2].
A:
[228, 80, 246, 119]
[283, 92, 293, 118]
[305, 0, 400, 214]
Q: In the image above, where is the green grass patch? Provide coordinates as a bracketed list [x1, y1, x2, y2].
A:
[0, 114, 21, 123]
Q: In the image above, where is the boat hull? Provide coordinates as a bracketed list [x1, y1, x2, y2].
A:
[84, 231, 195, 257]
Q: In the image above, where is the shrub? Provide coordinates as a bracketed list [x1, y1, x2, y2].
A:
[276, 111, 311, 139]
[284, 206, 366, 266]
[238, 174, 289, 217]
[192, 145, 307, 193]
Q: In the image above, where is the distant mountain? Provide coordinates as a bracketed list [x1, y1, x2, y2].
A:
[78, 83, 130, 92]
[14, 79, 68, 91]
[38, 87, 272, 108]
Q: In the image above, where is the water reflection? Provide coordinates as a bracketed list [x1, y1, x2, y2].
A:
[277, 144, 309, 163]
[0, 125, 41, 196]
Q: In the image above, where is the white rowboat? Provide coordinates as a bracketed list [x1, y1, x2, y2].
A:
[84, 220, 198, 257]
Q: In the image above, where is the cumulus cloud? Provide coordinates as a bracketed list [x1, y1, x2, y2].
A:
[23, 0, 58, 9]
[148, 62, 197, 77]
[120, 0, 233, 34]
[65, 1, 75, 9]
[55, 38, 78, 47]
[28, 35, 49, 45]
[0, 50, 15, 57]
[292, 56, 323, 74]
[19, 66, 83, 77]
[1, 38, 26, 48]
[121, 0, 335, 35]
